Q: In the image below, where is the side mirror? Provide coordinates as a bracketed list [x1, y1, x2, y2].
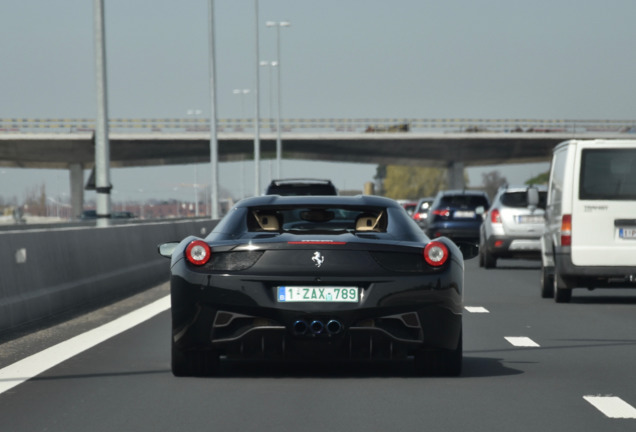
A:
[527, 187, 539, 210]
[158, 242, 179, 258]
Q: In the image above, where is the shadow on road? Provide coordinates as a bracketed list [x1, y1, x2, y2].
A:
[194, 355, 523, 379]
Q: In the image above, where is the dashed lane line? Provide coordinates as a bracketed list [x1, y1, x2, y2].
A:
[584, 396, 636, 419]
[504, 336, 540, 347]
[465, 306, 489, 313]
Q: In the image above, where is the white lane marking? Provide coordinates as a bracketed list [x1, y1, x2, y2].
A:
[584, 396, 636, 419]
[504, 336, 540, 347]
[465, 306, 489, 313]
[0, 295, 170, 396]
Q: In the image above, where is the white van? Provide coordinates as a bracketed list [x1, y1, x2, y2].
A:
[541, 139, 636, 302]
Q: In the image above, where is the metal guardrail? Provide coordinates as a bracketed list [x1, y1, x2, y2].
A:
[1, 118, 635, 134]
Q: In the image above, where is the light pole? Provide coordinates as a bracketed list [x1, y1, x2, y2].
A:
[259, 61, 277, 130]
[253, 0, 261, 196]
[187, 109, 202, 216]
[265, 20, 290, 178]
[208, 0, 220, 219]
[232, 89, 251, 121]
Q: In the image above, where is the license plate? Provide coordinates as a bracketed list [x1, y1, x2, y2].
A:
[517, 215, 544, 224]
[454, 211, 475, 218]
[277, 286, 358, 303]
[619, 228, 636, 239]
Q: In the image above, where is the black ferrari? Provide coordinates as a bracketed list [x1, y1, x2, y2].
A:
[158, 195, 478, 376]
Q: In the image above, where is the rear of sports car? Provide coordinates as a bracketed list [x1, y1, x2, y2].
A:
[164, 197, 466, 376]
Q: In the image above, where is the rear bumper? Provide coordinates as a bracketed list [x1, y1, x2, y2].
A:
[426, 225, 480, 242]
[555, 247, 636, 288]
[170, 270, 463, 359]
[484, 235, 541, 259]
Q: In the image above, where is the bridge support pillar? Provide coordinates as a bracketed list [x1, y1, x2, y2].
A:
[69, 163, 84, 219]
[447, 161, 465, 190]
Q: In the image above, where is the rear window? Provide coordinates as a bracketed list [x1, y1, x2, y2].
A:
[501, 191, 547, 209]
[580, 149, 636, 200]
[439, 195, 489, 208]
[248, 206, 388, 233]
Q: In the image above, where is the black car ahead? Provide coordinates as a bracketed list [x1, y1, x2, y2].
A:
[159, 195, 478, 377]
[425, 190, 490, 243]
[265, 178, 337, 195]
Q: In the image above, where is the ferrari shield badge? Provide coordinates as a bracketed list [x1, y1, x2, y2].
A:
[312, 251, 325, 268]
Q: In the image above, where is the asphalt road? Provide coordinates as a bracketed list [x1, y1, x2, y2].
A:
[1, 258, 636, 432]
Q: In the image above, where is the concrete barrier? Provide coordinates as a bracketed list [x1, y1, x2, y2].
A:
[0, 219, 217, 333]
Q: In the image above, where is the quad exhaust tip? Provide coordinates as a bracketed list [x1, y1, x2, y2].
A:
[310, 320, 324, 335]
[293, 319, 343, 335]
[292, 320, 309, 335]
[326, 319, 343, 335]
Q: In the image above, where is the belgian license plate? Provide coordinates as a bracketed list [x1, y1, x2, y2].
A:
[619, 228, 636, 239]
[454, 211, 475, 218]
[277, 286, 358, 303]
[518, 215, 544, 224]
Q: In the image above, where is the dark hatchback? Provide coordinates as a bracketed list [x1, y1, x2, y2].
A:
[425, 190, 490, 243]
[265, 178, 337, 196]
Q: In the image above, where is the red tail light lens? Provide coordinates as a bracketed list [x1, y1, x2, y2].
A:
[424, 241, 449, 267]
[490, 209, 501, 223]
[185, 240, 211, 265]
[432, 209, 450, 217]
[561, 214, 572, 246]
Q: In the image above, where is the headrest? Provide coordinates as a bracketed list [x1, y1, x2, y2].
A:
[356, 214, 380, 232]
[256, 213, 280, 231]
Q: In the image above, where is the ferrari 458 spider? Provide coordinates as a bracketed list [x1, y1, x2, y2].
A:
[158, 195, 478, 376]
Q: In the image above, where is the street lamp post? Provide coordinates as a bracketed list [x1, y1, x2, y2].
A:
[232, 89, 251, 121]
[259, 61, 277, 130]
[265, 20, 290, 179]
[253, 0, 261, 196]
[208, 0, 220, 219]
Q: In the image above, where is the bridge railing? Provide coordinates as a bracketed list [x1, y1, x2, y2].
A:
[1, 118, 634, 134]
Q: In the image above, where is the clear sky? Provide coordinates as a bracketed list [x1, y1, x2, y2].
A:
[2, 0, 635, 203]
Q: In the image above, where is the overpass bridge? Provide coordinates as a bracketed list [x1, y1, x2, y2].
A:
[1, 117, 635, 217]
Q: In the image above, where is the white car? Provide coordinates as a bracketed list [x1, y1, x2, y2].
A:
[541, 139, 636, 302]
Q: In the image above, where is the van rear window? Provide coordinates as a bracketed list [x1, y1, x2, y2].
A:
[501, 191, 548, 209]
[580, 149, 636, 200]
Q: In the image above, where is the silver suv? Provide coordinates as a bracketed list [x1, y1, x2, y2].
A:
[479, 185, 547, 268]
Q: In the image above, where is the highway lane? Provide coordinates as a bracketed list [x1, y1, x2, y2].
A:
[1, 258, 636, 431]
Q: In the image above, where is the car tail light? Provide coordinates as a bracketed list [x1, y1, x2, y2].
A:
[561, 214, 572, 246]
[494, 240, 504, 248]
[490, 209, 501, 223]
[185, 240, 211, 265]
[432, 209, 450, 217]
[423, 241, 449, 267]
[413, 213, 421, 221]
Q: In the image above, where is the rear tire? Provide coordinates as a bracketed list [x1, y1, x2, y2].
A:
[415, 332, 462, 377]
[540, 264, 554, 298]
[483, 250, 497, 269]
[553, 272, 572, 303]
[172, 339, 220, 377]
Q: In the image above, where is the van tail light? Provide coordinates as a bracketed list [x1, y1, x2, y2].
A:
[185, 240, 211, 265]
[561, 214, 572, 246]
[424, 241, 449, 267]
[490, 209, 501, 223]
